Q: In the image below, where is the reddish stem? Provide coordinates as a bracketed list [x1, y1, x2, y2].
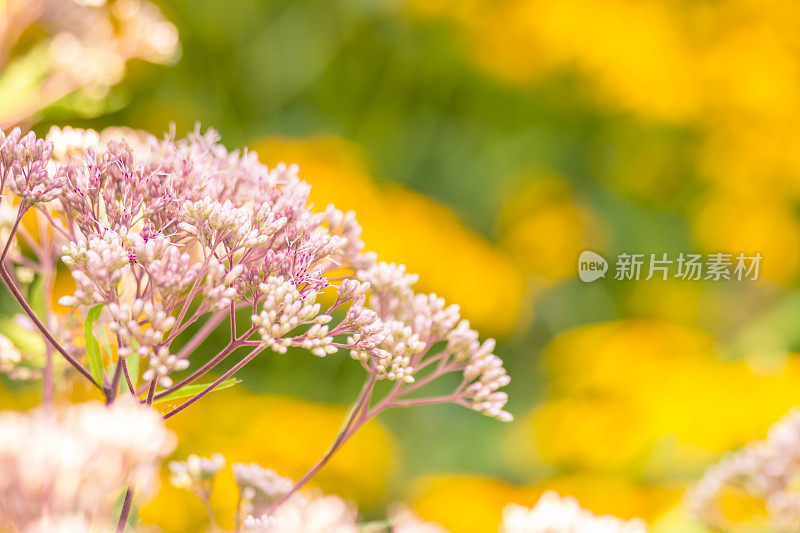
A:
[0, 205, 24, 263]
[154, 328, 253, 401]
[268, 374, 377, 512]
[0, 264, 100, 388]
[162, 346, 263, 419]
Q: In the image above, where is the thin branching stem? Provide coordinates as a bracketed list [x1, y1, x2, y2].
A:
[268, 373, 377, 512]
[154, 325, 255, 401]
[116, 487, 135, 533]
[0, 205, 24, 263]
[0, 264, 100, 388]
[162, 346, 263, 419]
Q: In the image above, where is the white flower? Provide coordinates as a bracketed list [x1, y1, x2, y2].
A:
[390, 505, 451, 533]
[169, 453, 225, 497]
[244, 494, 358, 533]
[687, 408, 800, 532]
[501, 491, 647, 533]
[0, 399, 174, 530]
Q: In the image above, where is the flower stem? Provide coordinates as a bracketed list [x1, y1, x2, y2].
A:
[116, 485, 135, 533]
[0, 264, 100, 388]
[269, 374, 377, 512]
[155, 328, 253, 401]
[269, 415, 368, 513]
[162, 346, 263, 419]
[0, 205, 24, 263]
[173, 308, 229, 358]
[106, 356, 124, 405]
[119, 356, 137, 398]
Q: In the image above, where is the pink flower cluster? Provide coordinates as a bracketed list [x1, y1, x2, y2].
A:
[0, 125, 511, 423]
[171, 454, 648, 533]
[0, 400, 174, 532]
[687, 408, 800, 532]
[0, 125, 513, 530]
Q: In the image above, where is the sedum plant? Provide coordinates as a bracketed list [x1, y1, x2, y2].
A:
[0, 124, 511, 530]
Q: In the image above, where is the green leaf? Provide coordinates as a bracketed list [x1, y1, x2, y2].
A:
[84, 305, 105, 385]
[98, 329, 139, 394]
[98, 328, 114, 365]
[123, 353, 140, 394]
[153, 378, 241, 404]
[108, 353, 140, 395]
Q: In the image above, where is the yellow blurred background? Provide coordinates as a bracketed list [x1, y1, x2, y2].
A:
[3, 0, 800, 531]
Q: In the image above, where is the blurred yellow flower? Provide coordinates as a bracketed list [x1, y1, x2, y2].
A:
[712, 485, 769, 531]
[409, 473, 677, 533]
[409, 0, 700, 121]
[140, 389, 397, 532]
[409, 0, 800, 121]
[0, 382, 41, 411]
[253, 136, 525, 337]
[521, 396, 655, 474]
[699, 118, 800, 201]
[409, 0, 800, 221]
[410, 475, 535, 533]
[514, 320, 800, 477]
[543, 320, 716, 398]
[692, 194, 800, 284]
[623, 280, 705, 327]
[497, 174, 601, 283]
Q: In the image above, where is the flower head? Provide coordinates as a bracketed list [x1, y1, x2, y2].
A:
[0, 125, 392, 390]
[0, 128, 62, 205]
[500, 491, 647, 533]
[0, 399, 174, 530]
[351, 261, 512, 421]
[687, 408, 800, 532]
[389, 505, 451, 533]
[168, 453, 225, 500]
[244, 494, 358, 533]
[1, 125, 511, 422]
[234, 462, 295, 517]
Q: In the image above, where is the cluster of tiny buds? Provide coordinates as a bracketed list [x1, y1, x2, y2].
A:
[0, 128, 63, 205]
[501, 491, 647, 533]
[168, 453, 225, 494]
[204, 259, 244, 311]
[345, 296, 391, 364]
[335, 279, 370, 305]
[357, 262, 418, 296]
[252, 276, 333, 356]
[368, 319, 424, 383]
[180, 198, 287, 250]
[60, 229, 130, 300]
[0, 125, 511, 424]
[687, 408, 800, 532]
[233, 463, 295, 518]
[346, 261, 512, 420]
[134, 233, 200, 296]
[106, 299, 186, 387]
